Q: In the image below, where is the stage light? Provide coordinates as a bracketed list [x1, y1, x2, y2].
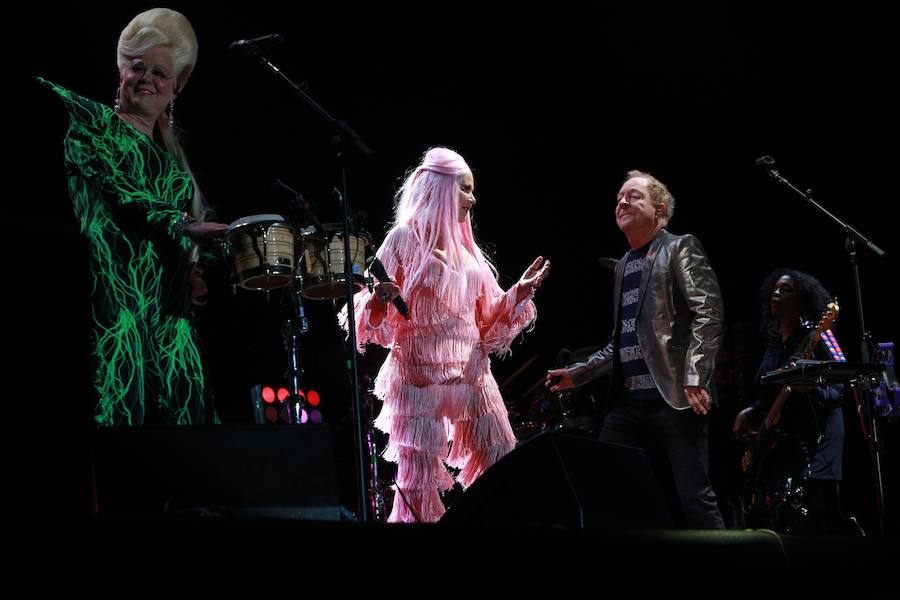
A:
[251, 384, 323, 425]
[262, 386, 276, 403]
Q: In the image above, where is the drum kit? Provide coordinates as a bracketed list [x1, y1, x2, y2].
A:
[222, 213, 373, 422]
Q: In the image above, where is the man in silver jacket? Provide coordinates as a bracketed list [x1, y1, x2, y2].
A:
[547, 170, 725, 529]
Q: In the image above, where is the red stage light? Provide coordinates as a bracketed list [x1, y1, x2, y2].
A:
[262, 386, 276, 404]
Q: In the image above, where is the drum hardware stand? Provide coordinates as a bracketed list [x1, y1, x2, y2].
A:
[281, 269, 309, 424]
[246, 46, 374, 521]
[757, 155, 889, 534]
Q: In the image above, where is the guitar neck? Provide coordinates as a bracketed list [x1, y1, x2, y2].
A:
[763, 329, 825, 431]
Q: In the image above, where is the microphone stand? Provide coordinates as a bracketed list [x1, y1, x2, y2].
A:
[759, 157, 889, 534]
[252, 53, 373, 523]
[361, 372, 388, 522]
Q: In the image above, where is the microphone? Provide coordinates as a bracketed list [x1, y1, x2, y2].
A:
[366, 256, 410, 319]
[597, 257, 618, 270]
[755, 155, 776, 169]
[272, 180, 326, 236]
[228, 33, 285, 56]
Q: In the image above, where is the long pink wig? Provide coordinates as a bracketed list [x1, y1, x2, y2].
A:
[391, 147, 498, 306]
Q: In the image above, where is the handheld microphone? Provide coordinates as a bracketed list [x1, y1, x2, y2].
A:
[228, 33, 285, 57]
[366, 256, 410, 319]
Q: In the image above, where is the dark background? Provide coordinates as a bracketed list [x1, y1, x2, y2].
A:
[10, 3, 897, 532]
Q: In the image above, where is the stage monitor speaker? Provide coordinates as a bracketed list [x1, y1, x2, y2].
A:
[441, 431, 675, 529]
[91, 425, 340, 520]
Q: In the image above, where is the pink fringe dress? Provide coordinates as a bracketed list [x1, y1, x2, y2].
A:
[341, 225, 536, 523]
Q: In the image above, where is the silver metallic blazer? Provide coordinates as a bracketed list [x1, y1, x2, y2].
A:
[567, 229, 724, 410]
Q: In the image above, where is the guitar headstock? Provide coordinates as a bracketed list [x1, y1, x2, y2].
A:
[817, 300, 839, 334]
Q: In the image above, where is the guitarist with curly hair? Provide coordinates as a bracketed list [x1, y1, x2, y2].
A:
[733, 268, 848, 533]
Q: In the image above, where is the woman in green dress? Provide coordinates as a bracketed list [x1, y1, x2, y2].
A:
[40, 8, 227, 426]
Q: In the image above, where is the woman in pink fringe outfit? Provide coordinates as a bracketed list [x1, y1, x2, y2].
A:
[342, 147, 550, 523]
